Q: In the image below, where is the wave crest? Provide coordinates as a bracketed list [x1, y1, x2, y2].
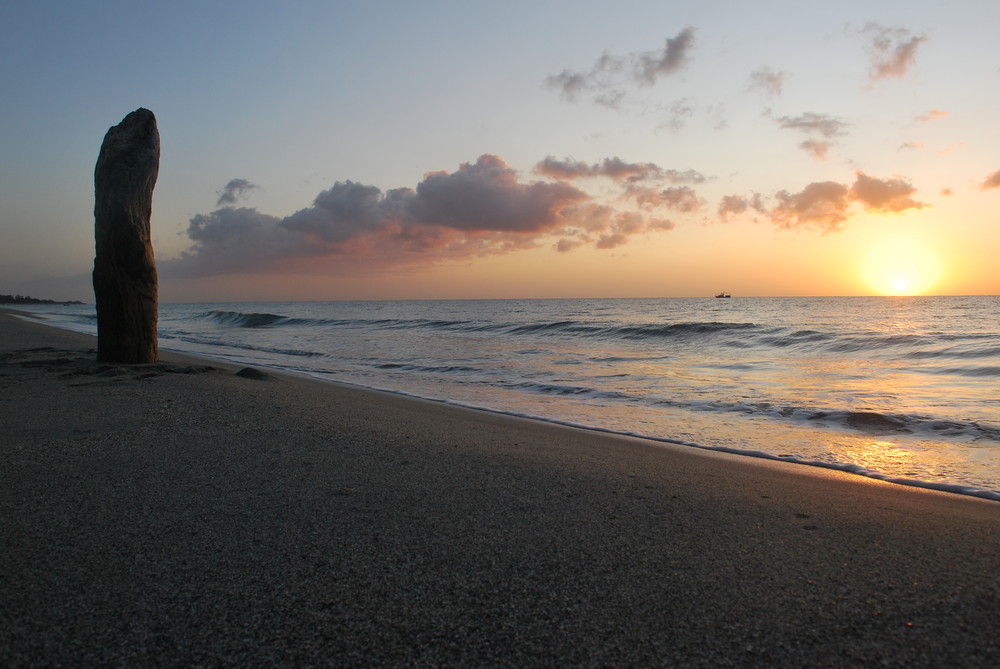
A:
[203, 310, 288, 328]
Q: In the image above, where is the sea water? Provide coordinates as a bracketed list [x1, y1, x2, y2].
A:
[22, 296, 1000, 501]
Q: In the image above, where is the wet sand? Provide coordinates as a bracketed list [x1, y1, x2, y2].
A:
[2, 309, 998, 667]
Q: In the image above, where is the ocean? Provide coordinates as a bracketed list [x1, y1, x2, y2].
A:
[21, 296, 1000, 501]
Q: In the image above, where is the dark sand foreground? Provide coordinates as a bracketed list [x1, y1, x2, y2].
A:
[2, 309, 998, 667]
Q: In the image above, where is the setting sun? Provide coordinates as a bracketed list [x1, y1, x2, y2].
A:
[861, 237, 941, 296]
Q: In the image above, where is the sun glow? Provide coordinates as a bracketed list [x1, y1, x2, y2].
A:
[861, 237, 941, 296]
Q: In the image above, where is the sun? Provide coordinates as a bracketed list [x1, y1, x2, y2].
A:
[861, 237, 941, 296]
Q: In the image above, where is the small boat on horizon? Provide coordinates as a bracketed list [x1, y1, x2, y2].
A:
[715, 291, 731, 298]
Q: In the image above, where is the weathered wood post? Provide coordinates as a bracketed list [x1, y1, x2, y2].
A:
[93, 108, 160, 363]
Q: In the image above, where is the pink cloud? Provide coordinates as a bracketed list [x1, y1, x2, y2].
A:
[800, 139, 832, 160]
[849, 172, 927, 213]
[938, 142, 968, 155]
[916, 110, 948, 122]
[554, 238, 584, 253]
[982, 170, 1000, 190]
[596, 232, 628, 249]
[747, 67, 786, 97]
[718, 173, 926, 231]
[770, 181, 851, 232]
[717, 193, 765, 221]
[862, 23, 928, 82]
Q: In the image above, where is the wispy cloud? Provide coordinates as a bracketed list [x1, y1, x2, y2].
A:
[898, 141, 925, 151]
[938, 141, 967, 155]
[718, 172, 926, 232]
[861, 23, 928, 83]
[916, 109, 948, 122]
[771, 111, 849, 160]
[775, 112, 849, 138]
[534, 156, 706, 184]
[747, 67, 786, 97]
[545, 28, 697, 104]
[215, 178, 259, 206]
[657, 99, 693, 132]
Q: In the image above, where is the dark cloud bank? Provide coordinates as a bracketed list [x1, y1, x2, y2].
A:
[167, 155, 691, 277]
[165, 153, 932, 278]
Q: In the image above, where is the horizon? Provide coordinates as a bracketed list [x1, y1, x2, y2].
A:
[8, 292, 1000, 307]
[3, 2, 998, 302]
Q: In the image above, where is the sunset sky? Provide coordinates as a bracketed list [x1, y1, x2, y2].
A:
[2, 1, 998, 302]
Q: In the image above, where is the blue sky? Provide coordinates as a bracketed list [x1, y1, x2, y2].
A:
[3, 1, 998, 301]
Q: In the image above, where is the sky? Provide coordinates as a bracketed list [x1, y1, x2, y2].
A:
[2, 0, 998, 302]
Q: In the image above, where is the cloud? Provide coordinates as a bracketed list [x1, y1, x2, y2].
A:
[535, 156, 659, 182]
[545, 69, 592, 102]
[534, 156, 706, 184]
[916, 109, 948, 122]
[717, 193, 765, 221]
[770, 181, 851, 231]
[800, 139, 833, 160]
[772, 111, 849, 159]
[594, 89, 627, 109]
[898, 141, 925, 151]
[215, 178, 259, 206]
[648, 218, 676, 231]
[167, 154, 682, 278]
[627, 186, 704, 213]
[747, 67, 786, 97]
[635, 27, 697, 85]
[545, 28, 696, 103]
[554, 238, 584, 253]
[982, 170, 1000, 190]
[775, 112, 848, 138]
[938, 142, 967, 155]
[861, 23, 928, 82]
[849, 172, 927, 212]
[706, 103, 729, 131]
[184, 207, 311, 273]
[658, 99, 693, 132]
[409, 155, 585, 232]
[719, 172, 926, 231]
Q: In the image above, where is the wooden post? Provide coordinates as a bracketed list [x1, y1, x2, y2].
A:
[93, 108, 160, 363]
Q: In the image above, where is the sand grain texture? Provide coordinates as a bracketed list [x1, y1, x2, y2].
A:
[2, 310, 998, 667]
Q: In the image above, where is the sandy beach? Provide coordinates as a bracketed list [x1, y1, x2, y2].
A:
[2, 308, 998, 667]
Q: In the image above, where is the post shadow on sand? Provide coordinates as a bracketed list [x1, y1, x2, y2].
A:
[93, 108, 160, 363]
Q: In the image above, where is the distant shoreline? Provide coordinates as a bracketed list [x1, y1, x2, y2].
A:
[0, 294, 84, 306]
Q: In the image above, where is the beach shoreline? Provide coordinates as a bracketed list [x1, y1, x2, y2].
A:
[2, 309, 998, 666]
